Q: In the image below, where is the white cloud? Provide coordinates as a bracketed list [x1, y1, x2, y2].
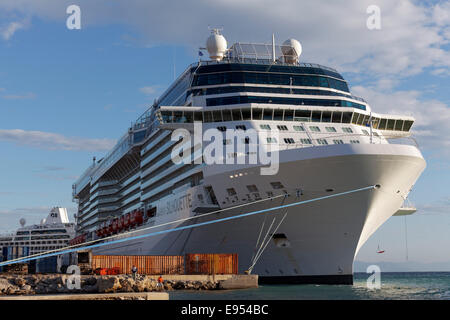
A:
[351, 85, 450, 154]
[417, 197, 450, 215]
[0, 129, 116, 151]
[0, 206, 52, 216]
[0, 17, 29, 40]
[139, 85, 160, 95]
[1, 92, 36, 100]
[0, 0, 449, 77]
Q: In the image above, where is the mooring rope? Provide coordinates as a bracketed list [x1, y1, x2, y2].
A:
[1, 193, 286, 266]
[0, 185, 377, 267]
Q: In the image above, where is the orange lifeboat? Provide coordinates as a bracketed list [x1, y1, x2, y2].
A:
[124, 213, 130, 230]
[130, 211, 136, 227]
[107, 220, 113, 235]
[118, 216, 124, 232]
[136, 209, 144, 225]
[112, 218, 118, 234]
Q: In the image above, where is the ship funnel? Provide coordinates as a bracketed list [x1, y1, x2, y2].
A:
[281, 39, 302, 64]
[206, 29, 227, 61]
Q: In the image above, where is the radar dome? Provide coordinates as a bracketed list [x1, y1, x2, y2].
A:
[281, 39, 302, 64]
[19, 218, 26, 227]
[40, 218, 46, 225]
[206, 29, 227, 61]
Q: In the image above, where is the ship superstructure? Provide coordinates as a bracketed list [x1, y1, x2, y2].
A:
[0, 207, 75, 262]
[71, 30, 425, 284]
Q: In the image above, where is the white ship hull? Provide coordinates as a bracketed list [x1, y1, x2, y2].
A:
[91, 143, 425, 284]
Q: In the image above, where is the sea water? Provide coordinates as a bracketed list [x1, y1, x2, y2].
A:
[169, 272, 450, 300]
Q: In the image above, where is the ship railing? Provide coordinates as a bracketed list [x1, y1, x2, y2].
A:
[385, 136, 419, 148]
[189, 59, 339, 74]
[225, 133, 418, 152]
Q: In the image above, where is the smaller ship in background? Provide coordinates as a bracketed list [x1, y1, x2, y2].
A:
[0, 207, 75, 268]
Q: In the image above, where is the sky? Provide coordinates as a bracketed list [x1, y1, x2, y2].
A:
[0, 0, 449, 270]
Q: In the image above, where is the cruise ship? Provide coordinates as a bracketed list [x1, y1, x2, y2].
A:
[0, 207, 75, 263]
[71, 30, 426, 284]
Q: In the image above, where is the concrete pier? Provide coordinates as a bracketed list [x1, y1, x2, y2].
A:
[0, 292, 169, 300]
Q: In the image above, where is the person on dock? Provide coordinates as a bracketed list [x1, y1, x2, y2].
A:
[157, 275, 164, 291]
[131, 265, 138, 280]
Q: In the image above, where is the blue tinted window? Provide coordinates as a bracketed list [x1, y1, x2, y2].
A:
[193, 72, 349, 92]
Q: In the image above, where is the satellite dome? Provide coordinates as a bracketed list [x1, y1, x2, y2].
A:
[206, 29, 227, 61]
[40, 218, 46, 225]
[19, 218, 26, 227]
[281, 39, 302, 64]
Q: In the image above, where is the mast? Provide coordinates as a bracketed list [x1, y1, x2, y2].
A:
[272, 33, 276, 62]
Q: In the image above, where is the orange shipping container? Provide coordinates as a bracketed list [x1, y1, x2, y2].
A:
[185, 254, 238, 275]
[91, 255, 185, 275]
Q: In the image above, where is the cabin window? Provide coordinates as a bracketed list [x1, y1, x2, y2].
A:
[300, 138, 312, 144]
[322, 111, 332, 122]
[222, 110, 232, 121]
[325, 127, 337, 132]
[316, 139, 328, 145]
[293, 125, 305, 131]
[333, 139, 344, 144]
[386, 119, 395, 130]
[309, 126, 321, 132]
[342, 127, 353, 133]
[312, 111, 321, 122]
[284, 110, 294, 121]
[270, 182, 285, 189]
[284, 138, 295, 144]
[350, 140, 360, 144]
[403, 120, 413, 132]
[266, 137, 277, 143]
[273, 109, 283, 120]
[194, 111, 203, 122]
[342, 112, 352, 123]
[263, 109, 273, 120]
[378, 118, 387, 130]
[203, 111, 213, 123]
[226, 188, 237, 196]
[332, 112, 343, 123]
[395, 120, 404, 131]
[232, 109, 242, 121]
[260, 124, 271, 130]
[246, 185, 259, 193]
[252, 108, 263, 120]
[213, 110, 223, 122]
[241, 109, 251, 120]
[277, 125, 288, 131]
[294, 110, 311, 121]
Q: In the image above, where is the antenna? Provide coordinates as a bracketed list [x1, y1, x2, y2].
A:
[173, 46, 176, 80]
[272, 34, 276, 63]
